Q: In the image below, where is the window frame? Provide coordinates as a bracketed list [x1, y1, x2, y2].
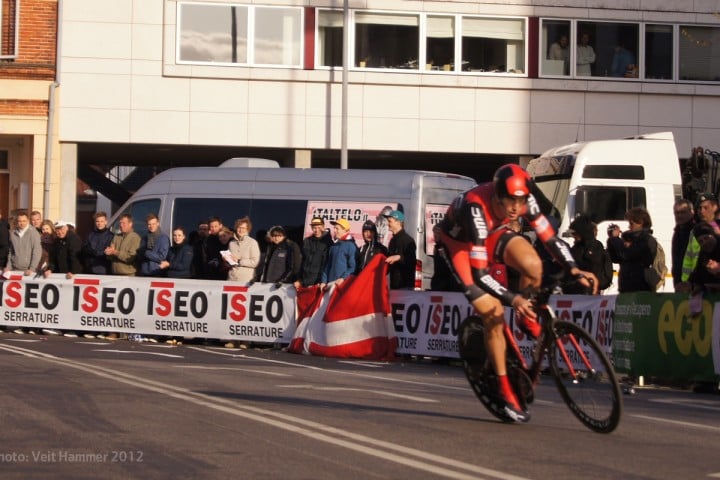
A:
[176, 2, 304, 69]
[0, 0, 19, 60]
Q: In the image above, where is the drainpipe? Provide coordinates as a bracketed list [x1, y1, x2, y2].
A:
[44, 0, 62, 217]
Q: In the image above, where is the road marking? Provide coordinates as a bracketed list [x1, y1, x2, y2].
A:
[92, 349, 184, 358]
[707, 472, 720, 478]
[175, 365, 291, 377]
[76, 341, 113, 345]
[277, 384, 438, 403]
[2, 338, 42, 343]
[0, 342, 530, 480]
[631, 414, 720, 432]
[186, 345, 469, 392]
[338, 360, 386, 368]
[649, 397, 720, 412]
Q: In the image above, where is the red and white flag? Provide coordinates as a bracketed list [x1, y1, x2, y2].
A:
[288, 254, 397, 360]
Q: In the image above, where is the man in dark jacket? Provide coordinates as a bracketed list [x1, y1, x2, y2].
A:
[0, 212, 9, 270]
[565, 215, 610, 294]
[44, 220, 83, 279]
[356, 220, 387, 273]
[384, 210, 416, 289]
[261, 225, 302, 286]
[294, 217, 332, 288]
[606, 207, 656, 292]
[671, 198, 695, 288]
[82, 211, 114, 274]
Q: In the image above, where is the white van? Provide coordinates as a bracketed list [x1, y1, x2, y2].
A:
[108, 159, 477, 289]
[526, 132, 682, 292]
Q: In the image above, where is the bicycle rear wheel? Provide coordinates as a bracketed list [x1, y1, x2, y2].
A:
[547, 320, 622, 433]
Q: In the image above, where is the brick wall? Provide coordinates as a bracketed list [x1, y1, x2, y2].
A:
[0, 0, 57, 81]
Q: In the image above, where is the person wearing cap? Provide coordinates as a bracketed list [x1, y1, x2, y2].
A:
[679, 192, 719, 291]
[320, 218, 358, 288]
[564, 215, 611, 293]
[260, 225, 302, 287]
[294, 217, 332, 288]
[44, 220, 83, 279]
[356, 220, 388, 273]
[383, 210, 417, 289]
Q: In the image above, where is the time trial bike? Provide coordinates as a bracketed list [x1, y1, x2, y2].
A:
[458, 283, 622, 433]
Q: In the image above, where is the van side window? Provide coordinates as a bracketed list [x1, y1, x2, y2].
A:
[110, 198, 161, 237]
[172, 198, 307, 244]
[582, 165, 644, 179]
[575, 186, 646, 223]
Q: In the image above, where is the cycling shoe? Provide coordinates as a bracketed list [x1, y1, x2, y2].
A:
[497, 377, 531, 423]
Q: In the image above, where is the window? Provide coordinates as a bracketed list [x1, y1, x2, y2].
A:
[355, 12, 419, 69]
[645, 24, 673, 80]
[461, 17, 525, 73]
[679, 26, 720, 82]
[178, 3, 248, 63]
[0, 150, 7, 169]
[111, 199, 161, 237]
[254, 7, 302, 66]
[575, 187, 646, 224]
[317, 10, 343, 67]
[177, 3, 302, 67]
[582, 165, 644, 180]
[426, 16, 455, 71]
[1, 0, 19, 59]
[541, 20, 570, 76]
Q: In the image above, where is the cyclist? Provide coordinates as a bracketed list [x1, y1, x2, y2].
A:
[436, 164, 597, 422]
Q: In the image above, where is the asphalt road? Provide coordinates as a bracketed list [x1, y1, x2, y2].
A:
[0, 333, 719, 480]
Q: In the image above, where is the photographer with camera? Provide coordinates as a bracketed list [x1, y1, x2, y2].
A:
[606, 208, 657, 293]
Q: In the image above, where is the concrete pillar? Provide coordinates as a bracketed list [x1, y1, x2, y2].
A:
[60, 143, 78, 224]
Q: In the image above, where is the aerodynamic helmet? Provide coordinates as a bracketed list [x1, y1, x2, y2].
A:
[493, 164, 531, 199]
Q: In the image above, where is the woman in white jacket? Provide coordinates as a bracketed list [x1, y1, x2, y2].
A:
[226, 216, 260, 283]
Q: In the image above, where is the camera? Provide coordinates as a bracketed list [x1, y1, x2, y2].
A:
[606, 223, 619, 236]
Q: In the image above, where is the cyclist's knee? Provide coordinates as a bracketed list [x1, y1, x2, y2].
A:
[471, 296, 504, 326]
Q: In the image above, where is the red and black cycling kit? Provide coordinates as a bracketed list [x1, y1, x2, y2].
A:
[437, 182, 577, 305]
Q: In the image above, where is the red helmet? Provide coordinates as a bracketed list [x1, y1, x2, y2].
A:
[493, 164, 531, 198]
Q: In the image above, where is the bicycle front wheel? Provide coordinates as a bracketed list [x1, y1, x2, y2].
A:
[548, 320, 622, 433]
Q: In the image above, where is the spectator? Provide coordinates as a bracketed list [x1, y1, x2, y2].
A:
[82, 211, 114, 274]
[191, 220, 209, 278]
[4, 211, 42, 277]
[680, 192, 719, 291]
[294, 217, 332, 288]
[260, 225, 302, 286]
[4, 211, 42, 334]
[576, 32, 596, 76]
[320, 218, 357, 288]
[161, 226, 194, 279]
[689, 221, 720, 292]
[104, 213, 141, 276]
[548, 34, 569, 74]
[43, 220, 85, 337]
[216, 226, 235, 280]
[38, 219, 55, 272]
[226, 216, 260, 283]
[671, 199, 695, 288]
[384, 210, 417, 289]
[606, 207, 657, 292]
[30, 210, 43, 233]
[44, 220, 83, 279]
[564, 215, 610, 294]
[138, 213, 170, 277]
[611, 43, 636, 77]
[201, 217, 225, 280]
[0, 211, 9, 271]
[356, 220, 387, 273]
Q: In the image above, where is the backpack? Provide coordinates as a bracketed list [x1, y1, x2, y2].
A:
[598, 247, 614, 290]
[643, 236, 668, 291]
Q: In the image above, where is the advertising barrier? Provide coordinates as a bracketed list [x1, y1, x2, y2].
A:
[1, 273, 719, 383]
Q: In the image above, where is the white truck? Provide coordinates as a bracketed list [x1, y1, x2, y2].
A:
[526, 132, 682, 292]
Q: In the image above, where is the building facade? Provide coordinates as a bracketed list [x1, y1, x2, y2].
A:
[5, 0, 720, 222]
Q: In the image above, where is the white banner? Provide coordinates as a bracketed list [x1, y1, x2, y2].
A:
[0, 273, 296, 342]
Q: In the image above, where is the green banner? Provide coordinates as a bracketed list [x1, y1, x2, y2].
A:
[613, 292, 718, 382]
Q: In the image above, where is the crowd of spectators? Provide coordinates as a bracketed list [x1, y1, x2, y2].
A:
[1, 208, 417, 344]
